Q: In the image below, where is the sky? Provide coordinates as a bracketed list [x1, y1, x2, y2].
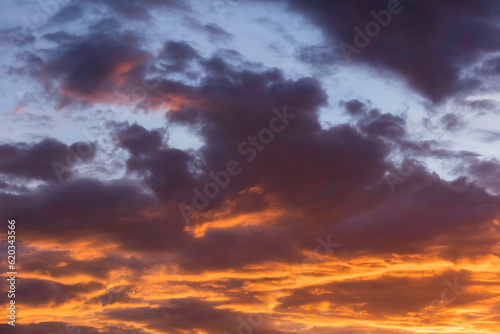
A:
[0, 0, 500, 333]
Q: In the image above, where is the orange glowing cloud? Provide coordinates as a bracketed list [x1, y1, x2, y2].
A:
[12, 104, 26, 114]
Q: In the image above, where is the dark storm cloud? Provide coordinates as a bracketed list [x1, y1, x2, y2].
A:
[17, 17, 148, 108]
[4, 30, 500, 274]
[340, 99, 368, 116]
[163, 41, 200, 63]
[123, 59, 331, 209]
[115, 123, 164, 156]
[157, 40, 202, 74]
[36, 52, 491, 269]
[327, 170, 500, 258]
[357, 109, 406, 139]
[17, 19, 221, 109]
[116, 55, 497, 268]
[176, 226, 303, 272]
[47, 35, 143, 100]
[0, 49, 401, 271]
[341, 100, 406, 139]
[0, 178, 187, 253]
[0, 278, 104, 306]
[462, 158, 500, 193]
[3, 1, 499, 332]
[0, 138, 95, 182]
[125, 145, 199, 203]
[278, 0, 500, 102]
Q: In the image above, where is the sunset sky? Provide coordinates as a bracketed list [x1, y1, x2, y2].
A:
[1, 0, 500, 333]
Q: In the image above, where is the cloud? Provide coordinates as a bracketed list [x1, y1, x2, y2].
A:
[340, 99, 368, 116]
[115, 123, 164, 156]
[17, 18, 149, 108]
[440, 113, 465, 131]
[184, 17, 233, 43]
[0, 278, 104, 306]
[49, 4, 83, 24]
[0, 138, 95, 182]
[2, 7, 500, 332]
[276, 270, 473, 316]
[104, 298, 276, 334]
[463, 158, 500, 193]
[4, 49, 498, 270]
[152, 40, 202, 79]
[175, 226, 303, 271]
[280, 0, 500, 102]
[0, 178, 187, 253]
[0, 322, 151, 334]
[51, 0, 189, 23]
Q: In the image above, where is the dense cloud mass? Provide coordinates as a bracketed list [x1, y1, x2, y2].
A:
[0, 0, 499, 333]
[0, 138, 95, 181]
[282, 0, 500, 102]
